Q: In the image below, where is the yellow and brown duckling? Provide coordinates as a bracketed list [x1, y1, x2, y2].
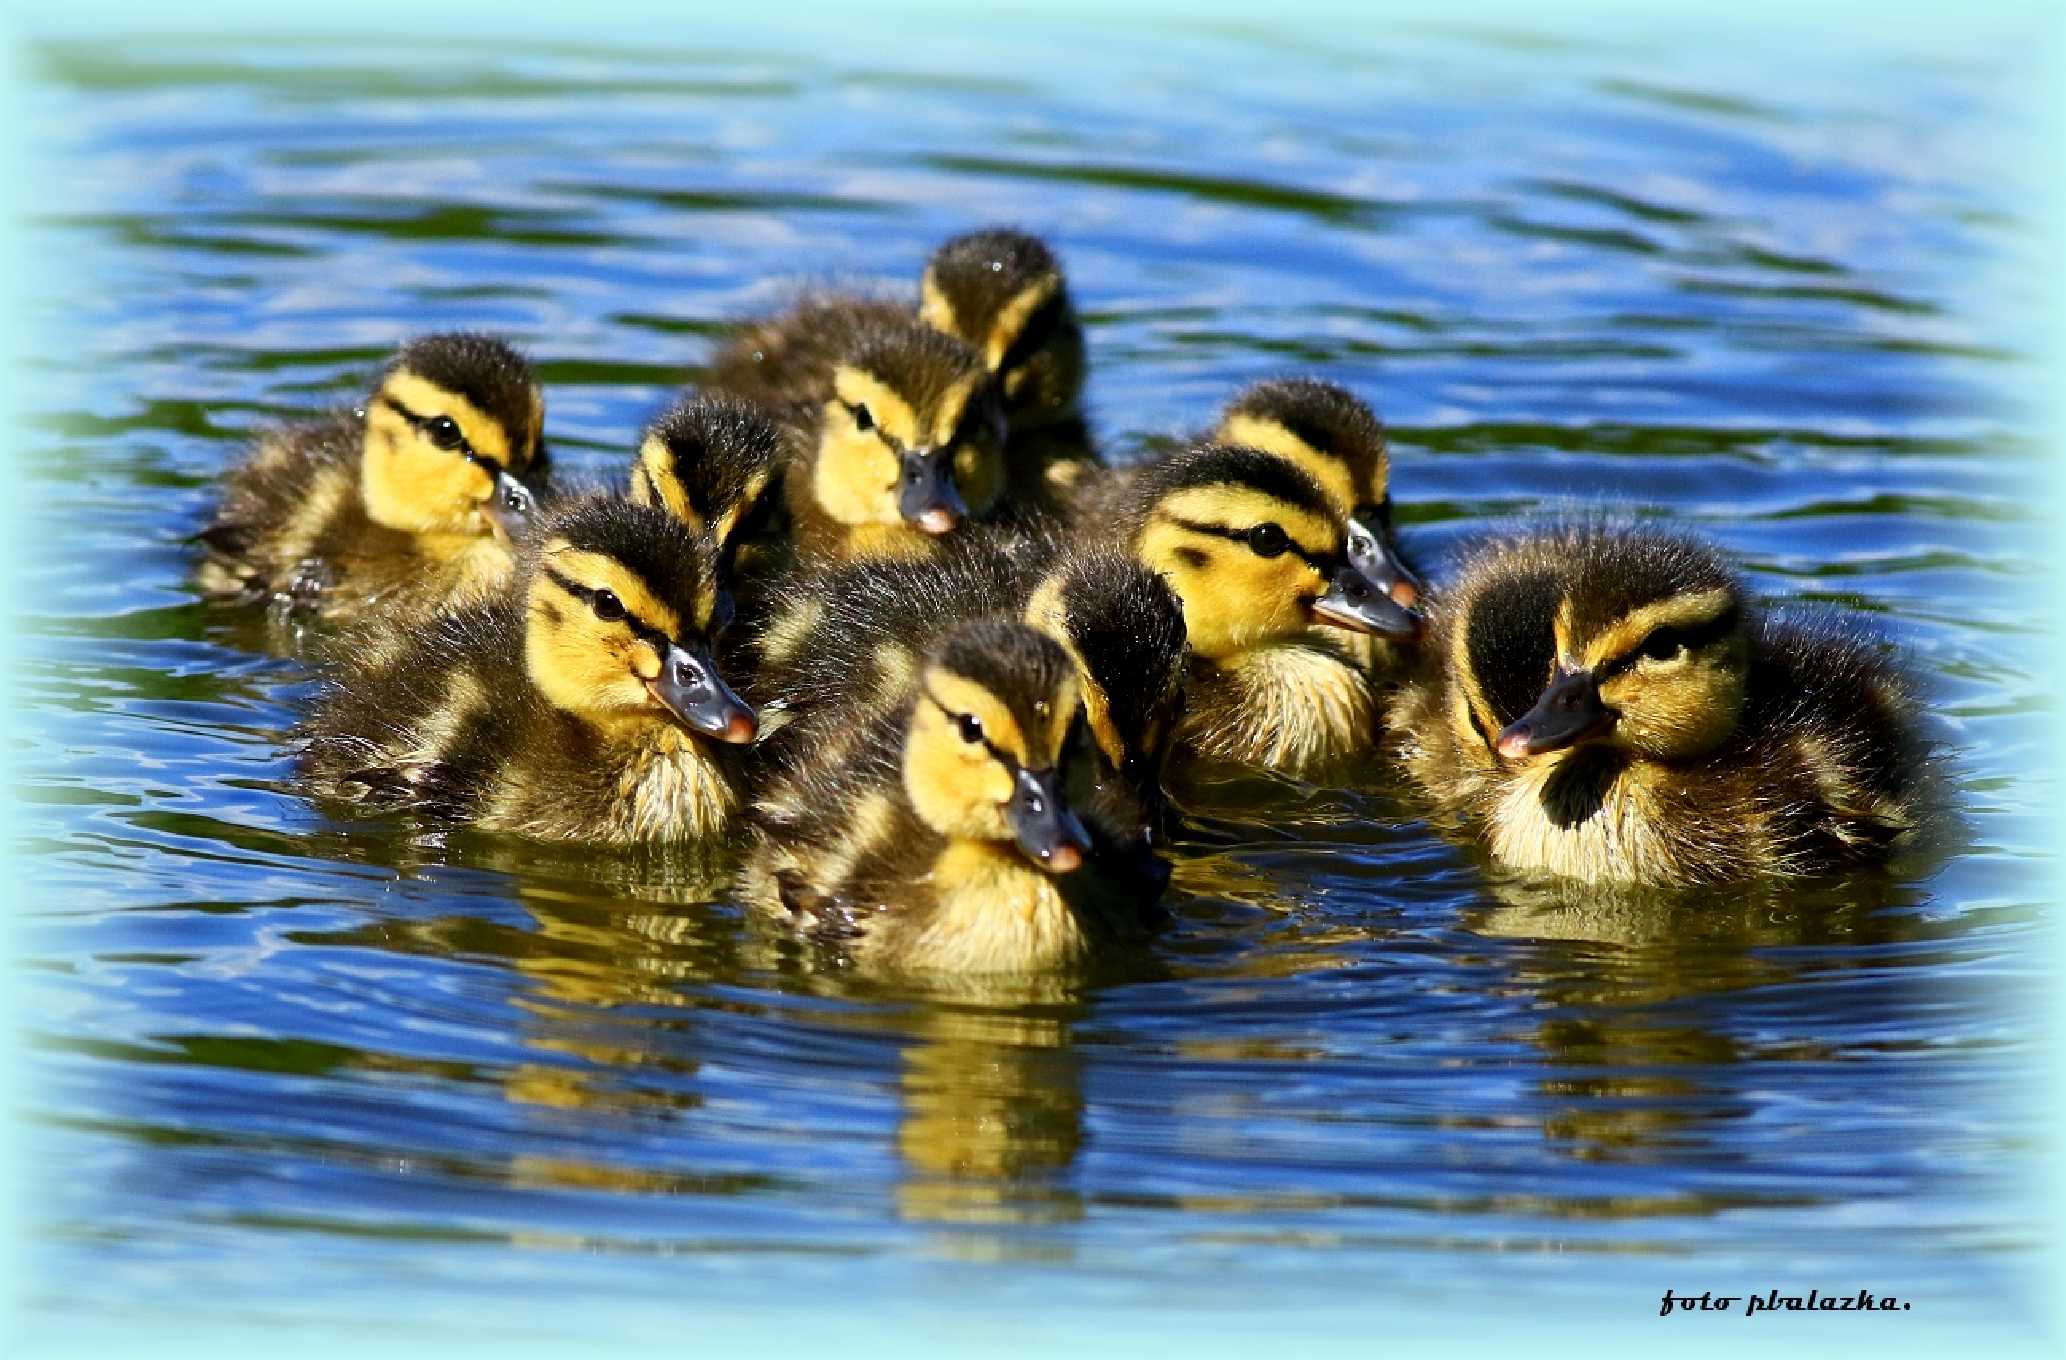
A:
[1072, 441, 1421, 777]
[748, 533, 1188, 844]
[1386, 522, 1932, 886]
[705, 301, 1007, 565]
[197, 332, 546, 628]
[744, 616, 1157, 973]
[916, 227, 1099, 502]
[298, 497, 757, 846]
[625, 392, 788, 586]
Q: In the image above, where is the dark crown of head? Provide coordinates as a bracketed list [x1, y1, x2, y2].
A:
[534, 498, 710, 623]
[648, 395, 784, 510]
[1132, 441, 1335, 525]
[930, 227, 1064, 314]
[387, 333, 537, 440]
[1226, 377, 1387, 480]
[930, 617, 1076, 727]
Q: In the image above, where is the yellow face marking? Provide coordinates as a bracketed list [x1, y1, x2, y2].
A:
[1218, 413, 1358, 516]
[710, 471, 770, 549]
[384, 370, 514, 466]
[926, 669, 1028, 766]
[931, 372, 983, 448]
[1156, 485, 1337, 560]
[1580, 588, 1736, 670]
[917, 269, 960, 339]
[632, 433, 700, 530]
[903, 684, 1016, 841]
[832, 366, 922, 447]
[525, 383, 546, 467]
[982, 277, 1060, 372]
[547, 545, 685, 643]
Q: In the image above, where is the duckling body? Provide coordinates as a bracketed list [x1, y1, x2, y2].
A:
[1387, 523, 1930, 886]
[197, 333, 546, 630]
[705, 300, 1007, 567]
[916, 228, 1100, 506]
[299, 498, 757, 846]
[1066, 442, 1420, 778]
[745, 618, 1156, 973]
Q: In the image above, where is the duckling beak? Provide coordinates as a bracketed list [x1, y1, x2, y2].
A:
[648, 644, 759, 744]
[1311, 561, 1424, 640]
[1347, 513, 1424, 608]
[1496, 668, 1615, 758]
[898, 447, 967, 535]
[483, 468, 537, 542]
[1008, 766, 1092, 875]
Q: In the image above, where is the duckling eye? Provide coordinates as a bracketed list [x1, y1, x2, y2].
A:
[1246, 523, 1290, 558]
[850, 403, 874, 433]
[592, 589, 626, 622]
[1639, 630, 1686, 663]
[956, 713, 984, 744]
[424, 416, 465, 451]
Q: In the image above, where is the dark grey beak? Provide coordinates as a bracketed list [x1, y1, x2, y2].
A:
[484, 468, 537, 541]
[648, 644, 758, 744]
[1347, 512, 1424, 608]
[1007, 766, 1091, 874]
[1311, 560, 1423, 640]
[1496, 668, 1615, 758]
[897, 447, 968, 535]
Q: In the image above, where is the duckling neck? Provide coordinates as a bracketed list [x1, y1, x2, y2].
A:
[581, 713, 737, 842]
[1183, 637, 1376, 776]
[909, 838, 1094, 972]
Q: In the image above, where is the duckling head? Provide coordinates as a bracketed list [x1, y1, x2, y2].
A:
[360, 332, 545, 542]
[814, 319, 1006, 538]
[630, 394, 785, 565]
[902, 617, 1092, 874]
[918, 227, 1086, 432]
[1023, 548, 1188, 805]
[1489, 528, 1750, 764]
[522, 499, 756, 744]
[1124, 442, 1421, 661]
[1216, 377, 1422, 607]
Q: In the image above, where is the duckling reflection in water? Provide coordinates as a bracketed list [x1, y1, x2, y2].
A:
[1387, 522, 1933, 886]
[744, 617, 1161, 974]
[197, 332, 546, 630]
[299, 497, 757, 845]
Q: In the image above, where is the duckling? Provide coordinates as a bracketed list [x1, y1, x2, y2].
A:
[1385, 522, 1932, 886]
[298, 497, 757, 845]
[916, 228, 1099, 502]
[1215, 377, 1421, 610]
[196, 332, 546, 628]
[625, 392, 787, 585]
[705, 302, 1007, 565]
[749, 533, 1187, 843]
[744, 616, 1157, 973]
[1071, 441, 1421, 777]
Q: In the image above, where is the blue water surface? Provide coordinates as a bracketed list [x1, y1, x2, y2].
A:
[11, 12, 2057, 1351]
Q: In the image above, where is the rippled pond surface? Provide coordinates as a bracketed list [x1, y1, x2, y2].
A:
[15, 15, 2055, 1345]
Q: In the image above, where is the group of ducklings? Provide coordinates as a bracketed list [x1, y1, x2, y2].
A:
[196, 228, 1936, 974]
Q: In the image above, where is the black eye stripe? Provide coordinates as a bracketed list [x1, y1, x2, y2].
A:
[541, 565, 678, 652]
[1598, 603, 1741, 679]
[383, 395, 506, 473]
[1165, 515, 1336, 573]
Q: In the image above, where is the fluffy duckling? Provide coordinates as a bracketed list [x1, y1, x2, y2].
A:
[298, 497, 758, 845]
[744, 617, 1156, 973]
[750, 535, 1188, 841]
[705, 303, 1007, 565]
[916, 228, 1099, 501]
[625, 392, 787, 583]
[197, 333, 546, 627]
[1386, 522, 1932, 886]
[1214, 377, 1422, 611]
[1073, 442, 1421, 776]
